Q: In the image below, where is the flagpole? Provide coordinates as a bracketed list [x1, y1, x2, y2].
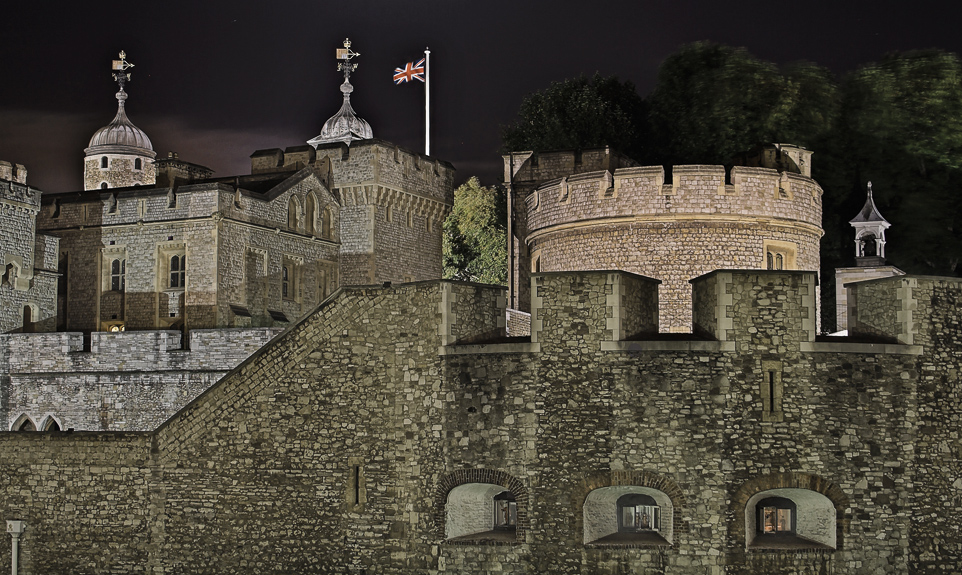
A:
[425, 47, 430, 156]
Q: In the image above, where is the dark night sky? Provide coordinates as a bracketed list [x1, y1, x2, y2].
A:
[2, 0, 962, 192]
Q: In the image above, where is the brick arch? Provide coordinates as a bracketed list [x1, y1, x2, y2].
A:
[731, 472, 849, 550]
[573, 470, 688, 541]
[434, 469, 527, 542]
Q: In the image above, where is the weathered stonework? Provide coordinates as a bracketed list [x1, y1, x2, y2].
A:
[0, 270, 957, 574]
[506, 149, 823, 333]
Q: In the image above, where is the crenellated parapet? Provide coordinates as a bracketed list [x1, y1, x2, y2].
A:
[525, 165, 821, 235]
[519, 163, 823, 332]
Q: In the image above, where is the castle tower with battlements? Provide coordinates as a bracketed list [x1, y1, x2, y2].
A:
[505, 146, 823, 332]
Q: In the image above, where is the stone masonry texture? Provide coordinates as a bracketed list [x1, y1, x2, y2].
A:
[0, 270, 958, 574]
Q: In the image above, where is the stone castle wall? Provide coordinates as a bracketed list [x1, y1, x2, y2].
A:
[2, 327, 282, 431]
[523, 165, 822, 331]
[0, 172, 58, 333]
[0, 271, 956, 573]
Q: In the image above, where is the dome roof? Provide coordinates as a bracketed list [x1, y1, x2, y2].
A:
[307, 80, 373, 148]
[85, 90, 155, 157]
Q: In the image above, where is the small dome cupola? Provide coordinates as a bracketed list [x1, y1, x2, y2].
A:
[308, 38, 373, 148]
[849, 181, 891, 266]
[83, 51, 157, 191]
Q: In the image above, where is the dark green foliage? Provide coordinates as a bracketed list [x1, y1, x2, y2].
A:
[646, 43, 838, 166]
[501, 74, 647, 159]
[443, 178, 508, 285]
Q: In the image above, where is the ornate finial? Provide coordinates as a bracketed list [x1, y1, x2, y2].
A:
[336, 38, 360, 80]
[867, 181, 873, 197]
[111, 51, 135, 92]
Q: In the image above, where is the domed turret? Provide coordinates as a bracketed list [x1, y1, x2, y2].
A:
[83, 51, 156, 191]
[308, 38, 373, 148]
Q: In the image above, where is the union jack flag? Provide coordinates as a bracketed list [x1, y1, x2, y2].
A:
[394, 59, 425, 84]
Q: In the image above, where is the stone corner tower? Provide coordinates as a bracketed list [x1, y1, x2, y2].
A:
[83, 51, 156, 191]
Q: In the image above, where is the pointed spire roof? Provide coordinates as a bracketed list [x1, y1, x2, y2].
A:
[308, 38, 373, 148]
[849, 181, 889, 225]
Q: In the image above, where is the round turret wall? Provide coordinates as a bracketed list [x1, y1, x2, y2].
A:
[83, 153, 157, 190]
[524, 165, 822, 332]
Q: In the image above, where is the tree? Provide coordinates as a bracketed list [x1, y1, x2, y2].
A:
[443, 178, 507, 285]
[501, 74, 647, 158]
[646, 43, 838, 166]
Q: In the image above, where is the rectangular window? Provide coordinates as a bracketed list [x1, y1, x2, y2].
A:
[347, 457, 365, 509]
[169, 254, 186, 288]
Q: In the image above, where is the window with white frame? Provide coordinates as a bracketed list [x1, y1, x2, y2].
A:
[745, 488, 835, 549]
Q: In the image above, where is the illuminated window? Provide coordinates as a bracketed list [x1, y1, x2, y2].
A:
[618, 494, 661, 533]
[758, 497, 795, 534]
[169, 255, 186, 288]
[110, 258, 125, 292]
[494, 491, 517, 530]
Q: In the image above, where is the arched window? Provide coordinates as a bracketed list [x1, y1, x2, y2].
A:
[41, 417, 61, 431]
[775, 253, 783, 270]
[861, 234, 877, 257]
[321, 208, 332, 239]
[584, 486, 672, 546]
[100, 182, 108, 190]
[445, 483, 519, 542]
[282, 265, 291, 299]
[169, 255, 186, 288]
[618, 493, 660, 532]
[288, 197, 300, 231]
[757, 496, 796, 535]
[14, 415, 36, 431]
[745, 488, 836, 549]
[767, 252, 774, 270]
[110, 258, 125, 292]
[134, 158, 142, 170]
[305, 194, 317, 235]
[101, 156, 108, 169]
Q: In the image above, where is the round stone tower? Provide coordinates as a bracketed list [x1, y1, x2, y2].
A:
[83, 52, 156, 191]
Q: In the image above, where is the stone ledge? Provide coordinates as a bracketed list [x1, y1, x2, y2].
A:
[801, 341, 922, 355]
[602, 340, 733, 352]
[439, 342, 540, 356]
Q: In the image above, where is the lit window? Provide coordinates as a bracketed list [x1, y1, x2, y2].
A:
[110, 258, 125, 292]
[758, 497, 795, 534]
[494, 491, 517, 530]
[618, 493, 661, 532]
[169, 255, 186, 288]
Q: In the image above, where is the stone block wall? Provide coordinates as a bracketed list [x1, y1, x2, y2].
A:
[83, 153, 156, 190]
[0, 271, 956, 573]
[523, 165, 822, 332]
[2, 327, 282, 431]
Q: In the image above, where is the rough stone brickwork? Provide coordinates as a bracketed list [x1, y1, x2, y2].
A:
[2, 327, 282, 431]
[506, 150, 823, 333]
[0, 165, 58, 333]
[0, 270, 957, 573]
[83, 153, 157, 190]
[524, 165, 821, 332]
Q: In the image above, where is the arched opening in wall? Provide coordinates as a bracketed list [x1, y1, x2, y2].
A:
[584, 485, 673, 547]
[12, 414, 36, 431]
[101, 157, 108, 169]
[745, 488, 835, 550]
[40, 416, 62, 431]
[288, 197, 300, 231]
[321, 208, 332, 239]
[445, 483, 518, 542]
[305, 193, 317, 236]
[134, 158, 142, 170]
[111, 258, 126, 292]
[100, 182, 108, 190]
[859, 233, 878, 258]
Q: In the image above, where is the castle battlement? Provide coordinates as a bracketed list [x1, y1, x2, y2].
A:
[252, 140, 455, 205]
[525, 164, 822, 235]
[503, 147, 639, 186]
[0, 160, 28, 185]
